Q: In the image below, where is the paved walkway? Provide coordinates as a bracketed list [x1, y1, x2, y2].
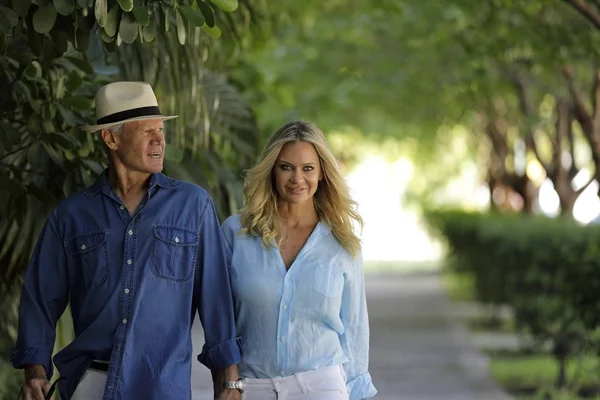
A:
[191, 270, 513, 400]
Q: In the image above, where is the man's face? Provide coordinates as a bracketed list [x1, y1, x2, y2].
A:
[106, 119, 165, 174]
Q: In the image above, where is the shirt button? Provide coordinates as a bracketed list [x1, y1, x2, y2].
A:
[128, 230, 133, 235]
[122, 319, 127, 324]
[175, 237, 179, 243]
[127, 259, 132, 265]
[124, 288, 130, 294]
[280, 370, 285, 376]
[80, 244, 86, 250]
[282, 304, 287, 310]
[119, 205, 124, 210]
[108, 385, 112, 390]
[280, 337, 285, 343]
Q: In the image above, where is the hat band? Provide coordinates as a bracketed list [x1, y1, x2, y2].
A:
[97, 106, 162, 125]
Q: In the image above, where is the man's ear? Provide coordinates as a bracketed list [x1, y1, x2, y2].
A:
[101, 128, 118, 151]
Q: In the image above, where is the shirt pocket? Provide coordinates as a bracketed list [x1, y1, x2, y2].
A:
[151, 225, 199, 282]
[313, 263, 345, 298]
[65, 230, 109, 287]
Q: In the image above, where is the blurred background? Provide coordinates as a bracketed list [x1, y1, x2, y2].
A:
[1, 0, 600, 399]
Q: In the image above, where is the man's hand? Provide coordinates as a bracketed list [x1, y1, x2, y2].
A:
[216, 388, 242, 400]
[21, 365, 51, 400]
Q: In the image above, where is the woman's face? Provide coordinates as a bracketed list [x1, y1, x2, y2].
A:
[273, 141, 323, 205]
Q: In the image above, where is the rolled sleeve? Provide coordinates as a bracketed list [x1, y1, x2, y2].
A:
[347, 371, 377, 400]
[198, 337, 243, 370]
[194, 198, 242, 370]
[10, 345, 55, 380]
[340, 251, 377, 399]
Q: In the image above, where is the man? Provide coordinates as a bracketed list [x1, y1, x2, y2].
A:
[11, 81, 243, 400]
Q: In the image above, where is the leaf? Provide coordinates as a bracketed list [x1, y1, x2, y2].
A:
[75, 27, 91, 51]
[23, 61, 42, 79]
[165, 145, 183, 162]
[0, 11, 12, 35]
[57, 104, 77, 125]
[83, 159, 104, 174]
[12, 0, 31, 18]
[42, 132, 75, 147]
[32, 4, 57, 33]
[63, 170, 77, 197]
[104, 5, 119, 36]
[65, 56, 93, 73]
[209, 0, 237, 12]
[163, 6, 169, 32]
[195, 1, 214, 28]
[50, 28, 69, 53]
[131, 6, 148, 26]
[116, 0, 133, 12]
[53, 0, 75, 16]
[178, 5, 204, 27]
[62, 95, 91, 110]
[94, 0, 107, 27]
[175, 8, 185, 45]
[201, 23, 220, 38]
[142, 16, 156, 42]
[66, 70, 83, 91]
[0, 6, 19, 27]
[118, 11, 137, 43]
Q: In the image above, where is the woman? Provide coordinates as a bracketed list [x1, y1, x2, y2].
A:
[220, 120, 377, 400]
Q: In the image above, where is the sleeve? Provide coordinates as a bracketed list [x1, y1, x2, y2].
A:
[195, 198, 242, 370]
[339, 251, 377, 399]
[10, 211, 70, 380]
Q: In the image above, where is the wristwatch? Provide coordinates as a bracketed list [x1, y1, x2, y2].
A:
[223, 378, 245, 393]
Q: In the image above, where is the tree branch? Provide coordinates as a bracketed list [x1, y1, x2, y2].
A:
[0, 143, 31, 162]
[563, 66, 594, 133]
[563, 0, 600, 30]
[577, 175, 596, 195]
[593, 70, 600, 128]
[510, 73, 549, 170]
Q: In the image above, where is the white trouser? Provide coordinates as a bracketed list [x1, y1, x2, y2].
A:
[242, 365, 349, 400]
[71, 368, 107, 400]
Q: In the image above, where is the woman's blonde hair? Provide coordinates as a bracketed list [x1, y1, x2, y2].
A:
[240, 120, 363, 257]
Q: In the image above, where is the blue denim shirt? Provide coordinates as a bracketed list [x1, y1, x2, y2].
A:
[222, 214, 377, 400]
[11, 171, 241, 400]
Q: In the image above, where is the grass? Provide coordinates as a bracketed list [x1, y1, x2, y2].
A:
[363, 259, 440, 273]
[488, 351, 600, 399]
[440, 269, 600, 399]
[440, 270, 475, 302]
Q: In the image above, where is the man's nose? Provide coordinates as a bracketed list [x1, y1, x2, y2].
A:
[150, 130, 164, 144]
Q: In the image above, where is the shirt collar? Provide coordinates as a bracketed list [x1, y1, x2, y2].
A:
[83, 169, 179, 195]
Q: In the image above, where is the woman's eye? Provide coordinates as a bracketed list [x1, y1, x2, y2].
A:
[304, 166, 314, 171]
[281, 165, 291, 170]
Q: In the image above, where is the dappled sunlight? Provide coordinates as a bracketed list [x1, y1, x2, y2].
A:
[346, 154, 442, 262]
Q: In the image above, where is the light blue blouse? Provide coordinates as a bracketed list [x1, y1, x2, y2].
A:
[222, 214, 377, 400]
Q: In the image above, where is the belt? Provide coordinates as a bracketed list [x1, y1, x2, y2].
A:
[89, 360, 109, 372]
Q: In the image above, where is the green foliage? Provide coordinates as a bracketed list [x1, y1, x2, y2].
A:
[425, 209, 600, 386]
[0, 0, 266, 379]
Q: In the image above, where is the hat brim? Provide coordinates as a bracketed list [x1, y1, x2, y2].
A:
[80, 115, 178, 133]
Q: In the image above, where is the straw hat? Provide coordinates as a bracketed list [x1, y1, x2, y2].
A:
[81, 81, 178, 133]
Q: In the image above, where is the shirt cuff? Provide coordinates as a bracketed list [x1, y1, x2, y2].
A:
[11, 346, 54, 380]
[197, 337, 242, 370]
[347, 371, 377, 400]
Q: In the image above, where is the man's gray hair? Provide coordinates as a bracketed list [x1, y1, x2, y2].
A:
[107, 124, 124, 136]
